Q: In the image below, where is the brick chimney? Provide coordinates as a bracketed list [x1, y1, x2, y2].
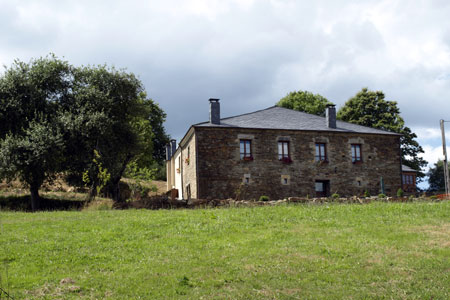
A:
[170, 139, 177, 156]
[165, 143, 172, 161]
[326, 104, 336, 129]
[209, 98, 220, 125]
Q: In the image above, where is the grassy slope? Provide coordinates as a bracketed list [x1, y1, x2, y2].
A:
[0, 202, 449, 299]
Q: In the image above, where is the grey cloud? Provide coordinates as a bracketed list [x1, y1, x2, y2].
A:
[1, 0, 450, 142]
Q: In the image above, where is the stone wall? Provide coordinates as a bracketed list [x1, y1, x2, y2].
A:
[181, 131, 197, 199]
[195, 127, 402, 200]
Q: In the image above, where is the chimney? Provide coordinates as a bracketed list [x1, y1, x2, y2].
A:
[170, 139, 177, 156]
[165, 143, 172, 161]
[326, 104, 336, 129]
[209, 98, 220, 125]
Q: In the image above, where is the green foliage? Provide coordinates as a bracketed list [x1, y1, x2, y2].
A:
[397, 188, 404, 197]
[1, 202, 449, 299]
[378, 193, 386, 198]
[0, 54, 169, 205]
[364, 190, 370, 197]
[337, 88, 427, 179]
[125, 161, 157, 181]
[277, 90, 333, 116]
[259, 195, 270, 201]
[427, 159, 449, 192]
[331, 193, 340, 199]
[128, 180, 157, 200]
[82, 150, 111, 199]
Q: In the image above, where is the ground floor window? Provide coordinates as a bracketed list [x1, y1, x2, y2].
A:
[315, 180, 329, 197]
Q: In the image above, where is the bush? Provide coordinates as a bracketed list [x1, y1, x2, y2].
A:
[430, 195, 438, 200]
[364, 190, 370, 197]
[259, 195, 270, 202]
[331, 193, 340, 199]
[378, 193, 386, 199]
[397, 188, 404, 197]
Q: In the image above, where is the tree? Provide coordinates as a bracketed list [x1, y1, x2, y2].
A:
[0, 55, 73, 210]
[0, 55, 170, 207]
[337, 88, 427, 179]
[63, 66, 155, 202]
[277, 90, 333, 116]
[427, 160, 449, 192]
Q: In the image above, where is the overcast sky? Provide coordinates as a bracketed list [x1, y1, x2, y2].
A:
[1, 0, 450, 183]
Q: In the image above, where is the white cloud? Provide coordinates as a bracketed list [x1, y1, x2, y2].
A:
[420, 144, 450, 169]
[1, 0, 450, 139]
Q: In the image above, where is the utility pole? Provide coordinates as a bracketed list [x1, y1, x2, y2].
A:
[440, 120, 449, 198]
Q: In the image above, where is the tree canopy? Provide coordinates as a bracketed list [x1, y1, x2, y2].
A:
[276, 90, 333, 116]
[427, 160, 449, 192]
[337, 88, 427, 179]
[0, 55, 169, 209]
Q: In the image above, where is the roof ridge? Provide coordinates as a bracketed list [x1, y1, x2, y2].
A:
[193, 105, 278, 126]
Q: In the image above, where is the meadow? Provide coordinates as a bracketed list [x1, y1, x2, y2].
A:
[0, 201, 449, 299]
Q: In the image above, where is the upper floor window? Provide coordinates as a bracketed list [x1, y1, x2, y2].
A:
[186, 146, 190, 165]
[351, 144, 362, 163]
[240, 139, 252, 160]
[315, 143, 327, 161]
[278, 141, 290, 160]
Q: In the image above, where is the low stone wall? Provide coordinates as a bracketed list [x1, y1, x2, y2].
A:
[118, 195, 441, 210]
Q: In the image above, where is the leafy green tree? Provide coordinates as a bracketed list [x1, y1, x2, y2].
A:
[0, 55, 72, 210]
[337, 88, 427, 179]
[63, 66, 154, 202]
[277, 90, 333, 116]
[0, 55, 170, 206]
[427, 160, 449, 192]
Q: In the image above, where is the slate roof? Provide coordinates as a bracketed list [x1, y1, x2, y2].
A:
[402, 165, 417, 172]
[194, 106, 400, 136]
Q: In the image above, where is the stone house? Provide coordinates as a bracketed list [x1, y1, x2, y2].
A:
[401, 164, 417, 193]
[166, 99, 403, 200]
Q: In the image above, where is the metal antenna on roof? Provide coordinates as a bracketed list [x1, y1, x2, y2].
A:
[440, 120, 450, 199]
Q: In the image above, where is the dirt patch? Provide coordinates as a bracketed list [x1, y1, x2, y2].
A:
[25, 278, 82, 300]
[413, 223, 450, 248]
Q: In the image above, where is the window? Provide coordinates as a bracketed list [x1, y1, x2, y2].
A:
[403, 175, 415, 185]
[315, 143, 327, 161]
[240, 140, 252, 160]
[315, 180, 329, 197]
[186, 146, 190, 165]
[281, 175, 290, 185]
[243, 174, 251, 184]
[278, 141, 290, 160]
[351, 144, 362, 162]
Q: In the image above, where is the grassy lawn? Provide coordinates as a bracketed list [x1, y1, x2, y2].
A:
[0, 202, 449, 299]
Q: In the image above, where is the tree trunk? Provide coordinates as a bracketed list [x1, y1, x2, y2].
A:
[30, 184, 40, 211]
[110, 154, 133, 202]
[111, 178, 121, 202]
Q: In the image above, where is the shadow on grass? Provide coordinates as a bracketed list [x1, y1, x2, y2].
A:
[0, 194, 85, 212]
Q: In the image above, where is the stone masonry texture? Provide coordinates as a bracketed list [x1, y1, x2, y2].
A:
[195, 127, 402, 200]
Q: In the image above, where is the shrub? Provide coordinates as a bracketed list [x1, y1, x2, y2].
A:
[331, 193, 340, 199]
[430, 195, 438, 200]
[259, 195, 270, 202]
[364, 190, 370, 197]
[378, 193, 386, 199]
[397, 188, 404, 197]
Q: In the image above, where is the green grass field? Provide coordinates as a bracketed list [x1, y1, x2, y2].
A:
[0, 202, 449, 299]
